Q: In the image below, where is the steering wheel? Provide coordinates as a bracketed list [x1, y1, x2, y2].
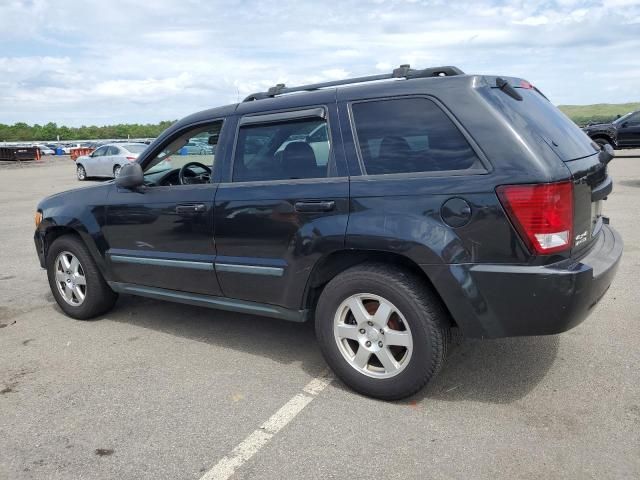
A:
[179, 162, 212, 185]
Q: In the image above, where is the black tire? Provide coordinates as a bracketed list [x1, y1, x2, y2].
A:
[77, 164, 86, 181]
[113, 165, 121, 178]
[315, 262, 449, 400]
[46, 235, 118, 320]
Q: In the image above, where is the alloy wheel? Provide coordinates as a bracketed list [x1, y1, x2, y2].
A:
[333, 293, 413, 378]
[54, 251, 87, 306]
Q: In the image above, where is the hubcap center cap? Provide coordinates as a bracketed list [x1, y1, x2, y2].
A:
[365, 328, 380, 343]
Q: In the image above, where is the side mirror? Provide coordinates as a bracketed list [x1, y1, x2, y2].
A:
[115, 162, 144, 189]
[621, 122, 628, 128]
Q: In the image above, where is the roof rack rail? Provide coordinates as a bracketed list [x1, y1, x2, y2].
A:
[242, 65, 464, 102]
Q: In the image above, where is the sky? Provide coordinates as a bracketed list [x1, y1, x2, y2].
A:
[0, 0, 639, 126]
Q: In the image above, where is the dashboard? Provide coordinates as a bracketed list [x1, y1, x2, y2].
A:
[143, 165, 211, 187]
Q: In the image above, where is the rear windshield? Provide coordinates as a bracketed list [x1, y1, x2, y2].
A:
[495, 87, 596, 161]
[122, 144, 147, 153]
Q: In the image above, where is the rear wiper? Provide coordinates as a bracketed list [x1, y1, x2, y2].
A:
[496, 77, 523, 101]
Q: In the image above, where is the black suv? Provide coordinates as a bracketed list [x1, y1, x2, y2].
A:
[582, 110, 640, 149]
[34, 65, 623, 400]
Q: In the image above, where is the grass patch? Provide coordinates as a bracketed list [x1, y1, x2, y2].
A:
[558, 102, 640, 126]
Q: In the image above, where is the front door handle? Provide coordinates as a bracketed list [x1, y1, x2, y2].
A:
[176, 203, 206, 214]
[294, 200, 336, 212]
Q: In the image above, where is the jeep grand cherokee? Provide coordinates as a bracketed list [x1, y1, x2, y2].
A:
[34, 65, 623, 400]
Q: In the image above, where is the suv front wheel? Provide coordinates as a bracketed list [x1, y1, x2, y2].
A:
[46, 235, 118, 319]
[315, 263, 449, 400]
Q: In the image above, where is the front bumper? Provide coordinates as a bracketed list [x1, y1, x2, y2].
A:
[34, 230, 46, 268]
[424, 224, 623, 338]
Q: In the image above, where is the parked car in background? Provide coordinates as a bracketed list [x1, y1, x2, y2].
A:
[35, 145, 55, 155]
[75, 143, 148, 180]
[181, 140, 213, 155]
[582, 110, 640, 149]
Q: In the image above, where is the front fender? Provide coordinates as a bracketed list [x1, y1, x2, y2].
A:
[35, 184, 111, 276]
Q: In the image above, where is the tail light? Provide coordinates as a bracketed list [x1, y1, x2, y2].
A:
[126, 156, 136, 161]
[497, 181, 573, 254]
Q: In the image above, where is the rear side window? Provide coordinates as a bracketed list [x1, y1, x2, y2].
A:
[351, 98, 482, 175]
[233, 118, 330, 182]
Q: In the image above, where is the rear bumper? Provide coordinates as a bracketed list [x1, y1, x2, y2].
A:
[424, 224, 623, 338]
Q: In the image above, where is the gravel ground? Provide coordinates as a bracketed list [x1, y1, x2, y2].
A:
[1, 151, 639, 479]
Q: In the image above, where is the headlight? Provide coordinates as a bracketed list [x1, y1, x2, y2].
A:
[35, 211, 42, 228]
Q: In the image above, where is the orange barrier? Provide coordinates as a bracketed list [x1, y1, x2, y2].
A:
[70, 147, 94, 161]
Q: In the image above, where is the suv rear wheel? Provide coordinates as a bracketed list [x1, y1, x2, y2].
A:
[46, 235, 118, 320]
[315, 263, 449, 400]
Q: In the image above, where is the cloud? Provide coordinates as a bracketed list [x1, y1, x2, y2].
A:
[0, 0, 639, 126]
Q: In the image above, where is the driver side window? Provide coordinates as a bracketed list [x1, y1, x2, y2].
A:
[143, 121, 223, 187]
[92, 146, 108, 157]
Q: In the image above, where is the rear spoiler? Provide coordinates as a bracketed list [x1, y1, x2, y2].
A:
[485, 75, 549, 102]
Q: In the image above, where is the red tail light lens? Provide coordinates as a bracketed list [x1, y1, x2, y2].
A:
[126, 156, 136, 161]
[497, 181, 573, 254]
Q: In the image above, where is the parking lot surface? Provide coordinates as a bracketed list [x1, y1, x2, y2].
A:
[1, 153, 639, 479]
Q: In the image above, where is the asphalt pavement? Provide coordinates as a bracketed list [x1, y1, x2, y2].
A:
[1, 152, 639, 479]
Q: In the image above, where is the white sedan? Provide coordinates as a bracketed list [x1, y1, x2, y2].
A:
[35, 145, 55, 155]
[75, 143, 148, 180]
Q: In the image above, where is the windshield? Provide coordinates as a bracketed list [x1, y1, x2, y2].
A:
[491, 87, 596, 161]
[613, 112, 634, 125]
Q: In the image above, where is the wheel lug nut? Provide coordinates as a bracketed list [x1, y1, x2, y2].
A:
[379, 329, 384, 334]
[359, 328, 365, 334]
[367, 321, 373, 326]
[378, 341, 383, 347]
[365, 341, 372, 347]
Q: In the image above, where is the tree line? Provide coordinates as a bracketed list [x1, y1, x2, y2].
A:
[0, 121, 177, 142]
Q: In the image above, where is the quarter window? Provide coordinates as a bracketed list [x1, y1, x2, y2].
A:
[351, 98, 482, 175]
[233, 118, 330, 182]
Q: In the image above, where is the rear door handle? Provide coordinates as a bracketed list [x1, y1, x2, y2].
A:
[294, 200, 336, 212]
[176, 203, 206, 214]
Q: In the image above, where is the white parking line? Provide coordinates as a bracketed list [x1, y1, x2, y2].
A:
[199, 371, 334, 480]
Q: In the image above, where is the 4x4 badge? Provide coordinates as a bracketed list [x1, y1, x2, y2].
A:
[575, 230, 588, 246]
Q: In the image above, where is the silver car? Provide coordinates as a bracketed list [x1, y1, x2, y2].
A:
[75, 143, 148, 180]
